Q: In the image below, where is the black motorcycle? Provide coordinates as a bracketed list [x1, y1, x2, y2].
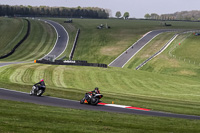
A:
[80, 93, 103, 105]
[30, 85, 45, 96]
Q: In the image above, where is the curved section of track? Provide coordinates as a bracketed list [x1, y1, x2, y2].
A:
[0, 88, 200, 120]
[42, 20, 69, 59]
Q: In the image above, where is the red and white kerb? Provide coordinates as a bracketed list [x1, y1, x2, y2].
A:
[98, 102, 150, 111]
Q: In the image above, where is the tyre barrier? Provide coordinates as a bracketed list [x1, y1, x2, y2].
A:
[0, 19, 30, 59]
[35, 59, 107, 68]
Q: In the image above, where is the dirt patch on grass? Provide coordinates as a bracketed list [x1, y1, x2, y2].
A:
[168, 58, 180, 68]
[178, 70, 196, 76]
[100, 46, 125, 56]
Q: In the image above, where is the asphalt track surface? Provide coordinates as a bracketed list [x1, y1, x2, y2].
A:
[42, 20, 69, 59]
[0, 62, 27, 67]
[109, 29, 175, 68]
[0, 88, 200, 120]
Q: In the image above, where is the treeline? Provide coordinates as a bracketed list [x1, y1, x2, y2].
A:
[0, 5, 109, 19]
[144, 10, 200, 21]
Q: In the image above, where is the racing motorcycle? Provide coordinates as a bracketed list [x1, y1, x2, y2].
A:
[80, 93, 103, 105]
[30, 85, 45, 96]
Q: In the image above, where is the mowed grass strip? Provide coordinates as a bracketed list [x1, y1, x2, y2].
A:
[140, 33, 200, 78]
[0, 19, 56, 61]
[1, 63, 200, 115]
[0, 17, 27, 56]
[1, 99, 200, 133]
[172, 33, 200, 62]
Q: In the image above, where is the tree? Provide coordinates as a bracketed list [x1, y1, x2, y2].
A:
[0, 5, 109, 18]
[144, 13, 151, 19]
[150, 13, 159, 19]
[123, 12, 129, 19]
[115, 11, 121, 18]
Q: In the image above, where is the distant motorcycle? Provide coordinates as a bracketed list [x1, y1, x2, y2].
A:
[80, 93, 103, 105]
[30, 85, 45, 96]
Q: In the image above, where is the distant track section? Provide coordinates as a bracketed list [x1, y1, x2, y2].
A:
[136, 34, 179, 70]
[42, 20, 69, 60]
[109, 29, 175, 68]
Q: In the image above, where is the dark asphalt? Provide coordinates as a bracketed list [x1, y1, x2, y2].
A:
[0, 62, 30, 67]
[0, 88, 200, 120]
[42, 20, 69, 59]
[109, 29, 175, 67]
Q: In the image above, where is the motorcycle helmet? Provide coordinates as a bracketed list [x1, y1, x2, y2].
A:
[95, 87, 99, 90]
[40, 79, 44, 82]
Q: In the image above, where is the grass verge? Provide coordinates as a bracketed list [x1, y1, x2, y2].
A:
[0, 17, 27, 56]
[1, 99, 200, 133]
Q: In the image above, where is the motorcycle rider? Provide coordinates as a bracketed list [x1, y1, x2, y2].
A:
[89, 87, 100, 95]
[85, 87, 100, 100]
[34, 79, 46, 91]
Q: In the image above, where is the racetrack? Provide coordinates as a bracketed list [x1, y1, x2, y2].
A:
[109, 29, 176, 68]
[1, 26, 200, 120]
[42, 20, 69, 59]
[1, 88, 200, 120]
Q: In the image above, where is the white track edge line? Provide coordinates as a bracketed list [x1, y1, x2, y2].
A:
[108, 31, 153, 67]
[122, 32, 162, 68]
[40, 20, 58, 60]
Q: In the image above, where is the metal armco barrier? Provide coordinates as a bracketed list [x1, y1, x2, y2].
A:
[36, 59, 107, 68]
[69, 29, 80, 60]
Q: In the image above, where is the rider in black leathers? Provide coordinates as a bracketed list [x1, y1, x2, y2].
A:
[34, 79, 46, 91]
[85, 87, 100, 100]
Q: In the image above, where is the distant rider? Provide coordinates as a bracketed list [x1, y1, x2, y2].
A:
[34, 79, 46, 91]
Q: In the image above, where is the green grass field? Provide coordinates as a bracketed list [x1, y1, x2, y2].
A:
[1, 17, 200, 132]
[138, 32, 200, 78]
[0, 17, 27, 57]
[1, 99, 200, 133]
